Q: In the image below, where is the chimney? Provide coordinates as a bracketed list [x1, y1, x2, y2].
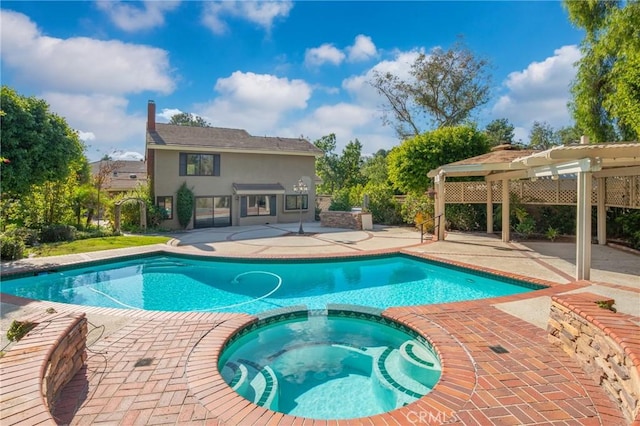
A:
[147, 100, 156, 132]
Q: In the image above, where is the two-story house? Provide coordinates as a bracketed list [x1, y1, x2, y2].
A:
[145, 101, 323, 229]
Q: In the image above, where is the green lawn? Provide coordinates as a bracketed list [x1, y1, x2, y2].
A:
[28, 235, 172, 257]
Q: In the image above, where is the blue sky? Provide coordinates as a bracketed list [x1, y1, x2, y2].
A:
[1, 1, 584, 161]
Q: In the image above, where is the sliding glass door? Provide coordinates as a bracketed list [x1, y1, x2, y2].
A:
[194, 196, 231, 228]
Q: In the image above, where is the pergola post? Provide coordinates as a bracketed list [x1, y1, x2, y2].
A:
[596, 177, 606, 245]
[501, 179, 510, 242]
[576, 135, 592, 280]
[435, 172, 446, 241]
[486, 181, 493, 234]
[576, 171, 592, 280]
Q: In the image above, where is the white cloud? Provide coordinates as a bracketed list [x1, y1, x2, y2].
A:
[0, 10, 175, 95]
[492, 45, 581, 130]
[201, 1, 293, 35]
[78, 131, 96, 142]
[43, 92, 146, 158]
[342, 49, 420, 106]
[158, 108, 183, 121]
[289, 103, 396, 155]
[96, 0, 181, 32]
[304, 43, 346, 67]
[347, 35, 377, 62]
[196, 71, 311, 131]
[108, 150, 145, 161]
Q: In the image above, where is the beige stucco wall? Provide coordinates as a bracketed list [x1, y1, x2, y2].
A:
[152, 149, 317, 229]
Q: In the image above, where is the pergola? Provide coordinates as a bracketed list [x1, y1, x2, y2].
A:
[427, 137, 640, 280]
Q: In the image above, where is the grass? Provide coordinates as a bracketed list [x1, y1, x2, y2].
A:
[28, 235, 172, 257]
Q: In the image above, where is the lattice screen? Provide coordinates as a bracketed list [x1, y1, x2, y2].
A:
[443, 175, 639, 209]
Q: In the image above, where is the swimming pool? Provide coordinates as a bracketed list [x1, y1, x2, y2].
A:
[1, 253, 542, 314]
[219, 309, 442, 419]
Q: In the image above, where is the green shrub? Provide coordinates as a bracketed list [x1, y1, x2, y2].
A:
[2, 226, 38, 246]
[0, 234, 25, 260]
[147, 204, 169, 228]
[545, 226, 559, 242]
[329, 188, 353, 211]
[39, 224, 77, 243]
[515, 217, 536, 238]
[6, 320, 36, 342]
[364, 184, 403, 225]
[75, 227, 119, 240]
[615, 209, 640, 250]
[400, 192, 434, 229]
[446, 204, 486, 232]
[176, 182, 194, 229]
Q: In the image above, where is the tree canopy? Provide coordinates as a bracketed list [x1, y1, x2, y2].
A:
[370, 40, 491, 139]
[484, 118, 515, 146]
[0, 86, 86, 198]
[387, 125, 489, 194]
[528, 121, 558, 150]
[314, 134, 365, 194]
[170, 112, 211, 127]
[564, 0, 640, 141]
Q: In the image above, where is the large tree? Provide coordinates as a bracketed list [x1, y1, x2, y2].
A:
[387, 125, 489, 194]
[484, 118, 515, 146]
[528, 121, 559, 150]
[169, 112, 211, 127]
[314, 134, 365, 194]
[370, 40, 492, 139]
[361, 149, 390, 186]
[564, 0, 640, 141]
[0, 86, 86, 198]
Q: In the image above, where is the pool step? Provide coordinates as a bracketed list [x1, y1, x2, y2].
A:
[233, 360, 279, 410]
[372, 340, 442, 407]
[398, 340, 441, 388]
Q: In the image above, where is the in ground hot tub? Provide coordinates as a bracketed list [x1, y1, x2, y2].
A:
[218, 308, 442, 420]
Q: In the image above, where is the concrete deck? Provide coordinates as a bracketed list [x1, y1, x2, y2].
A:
[1, 224, 639, 425]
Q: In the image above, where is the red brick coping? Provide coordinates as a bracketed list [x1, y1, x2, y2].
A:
[548, 292, 640, 425]
[0, 311, 87, 425]
[185, 311, 474, 425]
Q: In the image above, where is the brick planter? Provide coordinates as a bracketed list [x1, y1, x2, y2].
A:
[0, 312, 87, 425]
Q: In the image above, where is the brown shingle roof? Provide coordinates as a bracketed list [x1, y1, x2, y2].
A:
[446, 149, 539, 166]
[90, 160, 148, 192]
[147, 123, 322, 156]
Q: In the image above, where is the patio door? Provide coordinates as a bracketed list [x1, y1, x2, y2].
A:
[194, 196, 231, 228]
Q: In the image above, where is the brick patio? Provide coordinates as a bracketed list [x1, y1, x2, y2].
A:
[1, 227, 638, 425]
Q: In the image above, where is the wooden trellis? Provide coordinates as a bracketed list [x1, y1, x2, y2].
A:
[443, 175, 639, 208]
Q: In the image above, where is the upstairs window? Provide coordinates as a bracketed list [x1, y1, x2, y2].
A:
[179, 153, 220, 176]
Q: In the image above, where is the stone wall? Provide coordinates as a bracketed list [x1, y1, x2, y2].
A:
[320, 211, 368, 230]
[0, 311, 87, 424]
[43, 314, 88, 409]
[548, 293, 639, 423]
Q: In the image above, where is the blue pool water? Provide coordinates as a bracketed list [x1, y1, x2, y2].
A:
[1, 254, 540, 314]
[219, 311, 442, 419]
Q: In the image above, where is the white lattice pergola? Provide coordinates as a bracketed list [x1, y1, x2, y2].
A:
[427, 138, 640, 280]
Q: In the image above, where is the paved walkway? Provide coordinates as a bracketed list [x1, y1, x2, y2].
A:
[1, 224, 639, 425]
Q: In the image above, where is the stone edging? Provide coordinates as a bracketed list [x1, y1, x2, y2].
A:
[0, 312, 87, 425]
[548, 292, 640, 424]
